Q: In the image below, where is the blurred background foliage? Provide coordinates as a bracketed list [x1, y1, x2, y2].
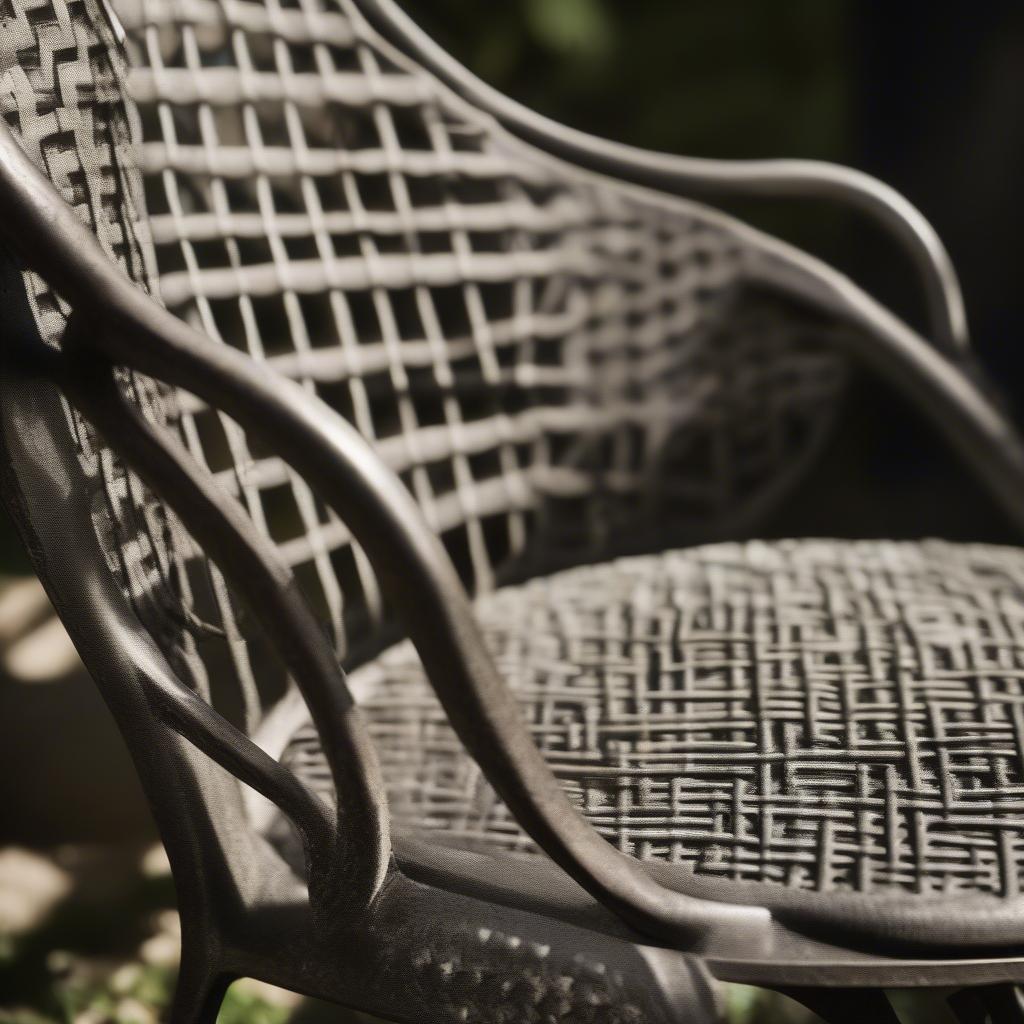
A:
[402, 0, 850, 160]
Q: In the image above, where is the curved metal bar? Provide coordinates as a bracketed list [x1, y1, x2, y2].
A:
[58, 334, 391, 916]
[356, 0, 968, 356]
[742, 243, 1024, 540]
[150, 658, 337, 870]
[7, 120, 1024, 947]
[0, 116, 762, 943]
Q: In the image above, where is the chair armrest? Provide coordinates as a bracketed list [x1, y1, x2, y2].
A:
[358, 0, 967, 356]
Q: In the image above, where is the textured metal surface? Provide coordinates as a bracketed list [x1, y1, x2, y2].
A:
[0, 0, 155, 334]
[0, 105, 770, 945]
[0, 3, 706, 1015]
[2, 134, 1022, 985]
[282, 538, 1024, 899]
[0, 0, 220, 723]
[0, 0, 850, 947]
[373, 903, 665, 1024]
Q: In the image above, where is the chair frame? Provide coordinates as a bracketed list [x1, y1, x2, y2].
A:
[4, 4, 1024, 1019]
[361, 0, 969, 358]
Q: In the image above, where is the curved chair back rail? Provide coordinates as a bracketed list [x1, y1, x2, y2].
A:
[359, 0, 968, 356]
[6, 114, 1024, 950]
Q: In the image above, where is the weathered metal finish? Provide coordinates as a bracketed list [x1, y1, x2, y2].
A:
[0, 114, 764, 944]
[6, 109, 1024, 948]
[4, 3, 1024, 1021]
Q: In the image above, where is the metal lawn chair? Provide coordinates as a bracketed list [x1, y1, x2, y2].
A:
[3, 0, 1024, 1020]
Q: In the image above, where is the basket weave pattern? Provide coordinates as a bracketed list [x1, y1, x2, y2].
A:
[283, 539, 1024, 896]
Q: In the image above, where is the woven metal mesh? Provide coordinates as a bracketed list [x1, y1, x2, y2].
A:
[108, 0, 845, 702]
[0, 0, 204, 683]
[1, 0, 154, 334]
[3, 0, 854, 862]
[281, 539, 1024, 898]
[11, 0, 1019, 914]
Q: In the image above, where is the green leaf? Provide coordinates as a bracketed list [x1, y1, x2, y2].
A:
[524, 0, 613, 59]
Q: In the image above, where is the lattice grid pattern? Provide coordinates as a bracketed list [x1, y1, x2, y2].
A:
[0, 0, 204, 688]
[5, 0, 897, 906]
[1, 0, 152, 336]
[10, 0, 1024, 914]
[112, 0, 844, 697]
[282, 540, 1024, 897]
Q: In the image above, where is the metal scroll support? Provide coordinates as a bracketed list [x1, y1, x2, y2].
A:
[58, 327, 390, 919]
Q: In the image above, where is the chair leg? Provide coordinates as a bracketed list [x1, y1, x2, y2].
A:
[776, 985, 900, 1024]
[167, 947, 233, 1024]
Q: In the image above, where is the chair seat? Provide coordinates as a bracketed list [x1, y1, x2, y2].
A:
[277, 538, 1024, 901]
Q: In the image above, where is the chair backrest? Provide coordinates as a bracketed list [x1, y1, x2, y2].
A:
[0, 0, 842, 866]
[109, 0, 842, 674]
